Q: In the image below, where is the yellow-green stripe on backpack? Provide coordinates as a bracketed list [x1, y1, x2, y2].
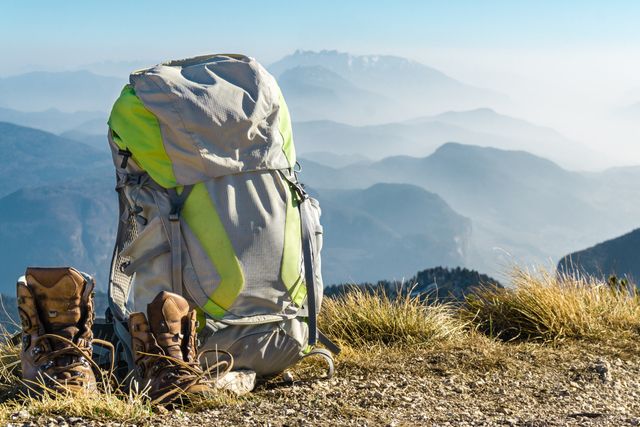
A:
[106, 54, 339, 379]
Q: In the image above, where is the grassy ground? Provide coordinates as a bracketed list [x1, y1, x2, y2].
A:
[2, 262, 640, 425]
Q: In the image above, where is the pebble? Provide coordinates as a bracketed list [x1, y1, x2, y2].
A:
[282, 372, 294, 383]
[13, 410, 29, 420]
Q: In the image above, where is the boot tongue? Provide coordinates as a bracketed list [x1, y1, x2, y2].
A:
[25, 267, 86, 348]
[147, 291, 190, 361]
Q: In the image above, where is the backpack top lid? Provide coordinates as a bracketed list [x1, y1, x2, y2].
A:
[108, 54, 296, 188]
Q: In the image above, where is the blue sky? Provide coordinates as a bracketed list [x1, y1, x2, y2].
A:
[3, 0, 640, 72]
[2, 0, 640, 159]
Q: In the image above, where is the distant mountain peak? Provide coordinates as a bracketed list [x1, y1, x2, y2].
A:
[270, 50, 447, 80]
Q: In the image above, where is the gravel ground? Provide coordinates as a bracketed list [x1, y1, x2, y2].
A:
[5, 338, 640, 427]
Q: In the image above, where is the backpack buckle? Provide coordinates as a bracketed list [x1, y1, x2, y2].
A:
[169, 203, 183, 221]
[118, 148, 132, 169]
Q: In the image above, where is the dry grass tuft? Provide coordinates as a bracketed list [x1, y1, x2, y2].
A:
[319, 283, 466, 348]
[0, 387, 153, 424]
[461, 260, 640, 342]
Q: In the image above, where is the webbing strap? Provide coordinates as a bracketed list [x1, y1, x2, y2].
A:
[122, 242, 171, 276]
[167, 185, 195, 296]
[318, 330, 341, 355]
[299, 198, 318, 346]
[112, 317, 135, 382]
[277, 170, 320, 345]
[301, 348, 335, 379]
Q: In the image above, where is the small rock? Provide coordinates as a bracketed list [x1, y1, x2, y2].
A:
[374, 391, 384, 399]
[496, 406, 509, 414]
[594, 360, 611, 375]
[153, 405, 169, 415]
[282, 372, 294, 383]
[68, 418, 81, 424]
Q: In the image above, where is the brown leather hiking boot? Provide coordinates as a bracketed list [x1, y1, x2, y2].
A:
[129, 291, 232, 405]
[18, 267, 97, 395]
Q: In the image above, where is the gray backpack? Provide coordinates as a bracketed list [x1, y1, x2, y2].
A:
[106, 54, 339, 378]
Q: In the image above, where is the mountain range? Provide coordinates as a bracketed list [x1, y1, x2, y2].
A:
[1, 49, 638, 293]
[298, 142, 640, 271]
[269, 50, 509, 124]
[0, 122, 112, 198]
[294, 108, 611, 171]
[312, 183, 472, 284]
[0, 172, 117, 295]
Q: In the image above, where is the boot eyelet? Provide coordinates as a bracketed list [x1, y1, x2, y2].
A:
[30, 346, 42, 356]
[40, 361, 53, 371]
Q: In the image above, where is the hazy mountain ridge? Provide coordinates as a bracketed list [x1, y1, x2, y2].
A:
[270, 50, 509, 124]
[558, 228, 640, 281]
[0, 70, 124, 112]
[294, 108, 610, 171]
[312, 183, 473, 284]
[298, 143, 636, 270]
[0, 174, 117, 294]
[278, 65, 395, 123]
[0, 122, 112, 198]
[0, 107, 107, 135]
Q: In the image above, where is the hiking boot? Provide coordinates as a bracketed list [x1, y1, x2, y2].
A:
[17, 267, 97, 395]
[129, 291, 231, 405]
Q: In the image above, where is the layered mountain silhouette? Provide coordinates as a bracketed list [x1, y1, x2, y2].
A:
[0, 173, 117, 294]
[297, 143, 637, 270]
[269, 50, 509, 124]
[0, 122, 112, 198]
[311, 183, 472, 285]
[294, 108, 609, 171]
[277, 65, 394, 124]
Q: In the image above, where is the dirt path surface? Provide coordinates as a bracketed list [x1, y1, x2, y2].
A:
[6, 338, 640, 427]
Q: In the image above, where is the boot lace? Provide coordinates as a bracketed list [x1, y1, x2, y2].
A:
[140, 348, 233, 405]
[25, 334, 115, 392]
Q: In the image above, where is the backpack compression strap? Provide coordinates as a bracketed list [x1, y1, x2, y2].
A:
[278, 170, 341, 354]
[167, 185, 195, 296]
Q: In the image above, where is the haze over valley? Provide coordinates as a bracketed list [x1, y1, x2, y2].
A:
[1, 45, 640, 293]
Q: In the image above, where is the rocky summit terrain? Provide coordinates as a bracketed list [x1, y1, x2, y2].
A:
[5, 337, 640, 427]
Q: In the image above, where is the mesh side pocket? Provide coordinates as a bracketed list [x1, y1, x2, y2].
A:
[109, 206, 138, 319]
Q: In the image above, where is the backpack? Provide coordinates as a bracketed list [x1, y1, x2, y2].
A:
[105, 54, 339, 379]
